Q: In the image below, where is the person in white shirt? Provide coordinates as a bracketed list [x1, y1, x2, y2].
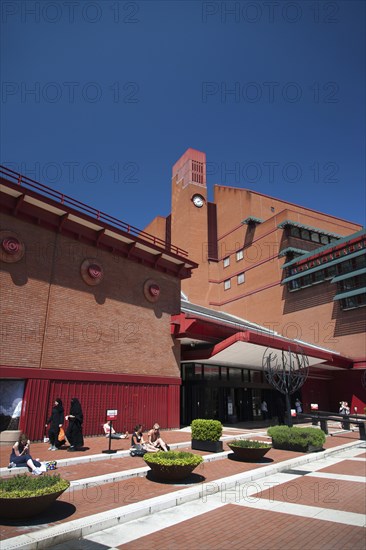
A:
[260, 400, 268, 420]
[103, 421, 129, 439]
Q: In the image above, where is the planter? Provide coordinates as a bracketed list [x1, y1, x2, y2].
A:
[146, 462, 199, 482]
[144, 451, 203, 482]
[228, 443, 271, 461]
[0, 487, 69, 520]
[272, 442, 323, 453]
[191, 439, 223, 453]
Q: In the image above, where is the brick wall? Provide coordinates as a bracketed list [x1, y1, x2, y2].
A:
[0, 214, 181, 378]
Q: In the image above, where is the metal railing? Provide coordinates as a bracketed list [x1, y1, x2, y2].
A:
[0, 165, 188, 258]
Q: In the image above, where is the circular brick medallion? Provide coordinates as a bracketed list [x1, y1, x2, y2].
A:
[0, 231, 25, 263]
[143, 279, 160, 302]
[80, 258, 104, 286]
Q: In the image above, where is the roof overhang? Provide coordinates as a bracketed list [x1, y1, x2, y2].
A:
[181, 331, 351, 370]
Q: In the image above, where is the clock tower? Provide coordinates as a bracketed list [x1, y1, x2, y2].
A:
[171, 148, 210, 302]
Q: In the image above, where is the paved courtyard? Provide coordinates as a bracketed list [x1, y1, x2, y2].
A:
[0, 424, 365, 549]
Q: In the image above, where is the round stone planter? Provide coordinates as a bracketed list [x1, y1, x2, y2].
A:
[228, 444, 271, 461]
[145, 461, 200, 482]
[0, 486, 69, 520]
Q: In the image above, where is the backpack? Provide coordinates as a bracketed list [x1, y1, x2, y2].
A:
[130, 444, 147, 457]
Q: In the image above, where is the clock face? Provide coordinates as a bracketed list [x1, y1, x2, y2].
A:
[192, 194, 205, 208]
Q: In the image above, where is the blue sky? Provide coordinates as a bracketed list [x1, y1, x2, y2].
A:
[1, 0, 365, 232]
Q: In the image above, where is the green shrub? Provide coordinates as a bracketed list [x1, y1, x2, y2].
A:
[0, 474, 70, 499]
[268, 426, 326, 451]
[229, 439, 271, 449]
[191, 419, 223, 442]
[144, 451, 203, 467]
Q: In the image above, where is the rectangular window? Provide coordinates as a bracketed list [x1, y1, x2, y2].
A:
[301, 229, 310, 240]
[236, 249, 244, 261]
[223, 257, 230, 268]
[290, 227, 301, 238]
[237, 273, 245, 285]
[320, 235, 329, 245]
[224, 279, 231, 290]
[310, 232, 320, 243]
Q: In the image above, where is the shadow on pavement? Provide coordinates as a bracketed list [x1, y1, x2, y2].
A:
[0, 501, 76, 527]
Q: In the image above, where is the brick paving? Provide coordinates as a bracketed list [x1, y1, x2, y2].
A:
[319, 459, 366, 476]
[256, 477, 366, 514]
[1, 426, 364, 548]
[0, 445, 300, 541]
[118, 505, 366, 550]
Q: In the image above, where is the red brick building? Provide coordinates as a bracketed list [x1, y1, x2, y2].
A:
[0, 166, 197, 440]
[1, 150, 365, 440]
[146, 149, 366, 422]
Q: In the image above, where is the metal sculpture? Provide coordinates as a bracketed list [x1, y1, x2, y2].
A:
[262, 347, 309, 427]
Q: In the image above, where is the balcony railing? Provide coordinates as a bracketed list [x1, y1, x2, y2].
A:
[0, 165, 188, 258]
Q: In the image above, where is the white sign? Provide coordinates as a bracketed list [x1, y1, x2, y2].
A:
[106, 409, 118, 420]
[311, 403, 319, 410]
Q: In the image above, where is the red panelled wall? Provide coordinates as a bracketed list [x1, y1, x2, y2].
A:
[8, 370, 181, 441]
[301, 372, 366, 414]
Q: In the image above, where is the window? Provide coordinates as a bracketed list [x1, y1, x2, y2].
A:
[341, 294, 366, 310]
[223, 257, 230, 268]
[236, 249, 244, 261]
[224, 279, 231, 290]
[290, 227, 301, 238]
[320, 235, 329, 245]
[237, 273, 245, 285]
[301, 229, 310, 240]
[310, 232, 320, 243]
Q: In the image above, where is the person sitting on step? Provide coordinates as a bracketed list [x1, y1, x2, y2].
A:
[103, 420, 129, 439]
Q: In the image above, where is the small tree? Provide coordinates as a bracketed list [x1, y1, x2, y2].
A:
[262, 347, 309, 427]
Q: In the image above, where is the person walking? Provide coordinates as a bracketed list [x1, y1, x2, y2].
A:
[339, 400, 350, 429]
[45, 397, 64, 451]
[65, 398, 84, 452]
[8, 433, 43, 475]
[261, 400, 268, 421]
[295, 398, 302, 414]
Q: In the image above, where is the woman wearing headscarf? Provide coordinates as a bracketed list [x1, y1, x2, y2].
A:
[65, 398, 84, 452]
[45, 398, 64, 451]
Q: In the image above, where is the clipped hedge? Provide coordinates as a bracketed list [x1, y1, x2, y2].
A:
[268, 426, 326, 452]
[229, 439, 271, 449]
[144, 451, 203, 467]
[191, 419, 223, 442]
[0, 474, 70, 499]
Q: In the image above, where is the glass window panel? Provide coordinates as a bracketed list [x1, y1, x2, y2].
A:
[203, 366, 220, 379]
[251, 371, 262, 383]
[236, 249, 244, 261]
[228, 368, 242, 380]
[224, 279, 231, 290]
[301, 229, 310, 240]
[223, 257, 230, 267]
[310, 232, 320, 243]
[237, 273, 245, 285]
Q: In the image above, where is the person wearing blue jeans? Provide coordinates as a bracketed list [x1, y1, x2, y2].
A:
[8, 433, 43, 475]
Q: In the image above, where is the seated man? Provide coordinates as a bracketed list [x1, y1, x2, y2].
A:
[103, 421, 128, 439]
[147, 423, 169, 451]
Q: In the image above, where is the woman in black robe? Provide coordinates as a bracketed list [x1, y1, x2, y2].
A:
[65, 398, 84, 451]
[46, 398, 64, 450]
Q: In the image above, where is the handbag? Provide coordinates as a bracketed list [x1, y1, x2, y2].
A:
[130, 444, 147, 457]
[58, 427, 65, 442]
